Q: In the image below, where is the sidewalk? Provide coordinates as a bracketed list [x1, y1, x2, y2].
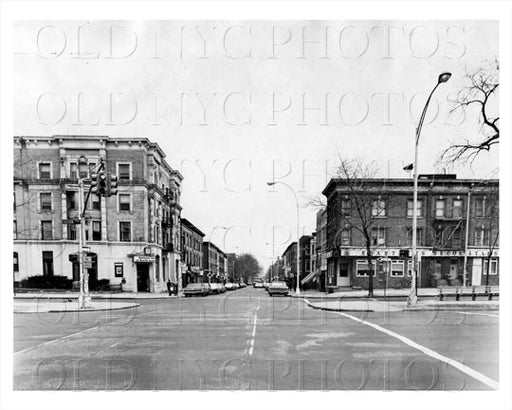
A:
[290, 288, 441, 299]
[302, 298, 499, 313]
[13, 291, 184, 300]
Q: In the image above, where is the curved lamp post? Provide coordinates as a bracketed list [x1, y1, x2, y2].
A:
[408, 72, 451, 306]
[267, 181, 301, 295]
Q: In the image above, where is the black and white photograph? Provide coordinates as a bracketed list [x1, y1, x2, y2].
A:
[1, 2, 511, 410]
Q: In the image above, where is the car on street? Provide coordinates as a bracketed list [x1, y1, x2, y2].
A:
[239, 282, 247, 288]
[253, 278, 264, 288]
[263, 282, 271, 290]
[267, 281, 289, 297]
[209, 283, 225, 294]
[225, 282, 236, 291]
[183, 283, 210, 297]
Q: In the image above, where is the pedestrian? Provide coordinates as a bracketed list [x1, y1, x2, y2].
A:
[167, 279, 172, 296]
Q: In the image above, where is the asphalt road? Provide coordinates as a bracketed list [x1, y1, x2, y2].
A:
[13, 287, 499, 390]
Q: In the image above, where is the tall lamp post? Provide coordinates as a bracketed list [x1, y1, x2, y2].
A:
[408, 72, 451, 306]
[267, 181, 301, 295]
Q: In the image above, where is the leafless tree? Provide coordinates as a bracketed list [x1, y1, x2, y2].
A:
[439, 59, 499, 164]
[310, 158, 383, 297]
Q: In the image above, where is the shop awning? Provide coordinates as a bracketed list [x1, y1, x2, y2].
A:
[301, 271, 320, 285]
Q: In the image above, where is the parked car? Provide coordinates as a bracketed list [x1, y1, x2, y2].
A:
[183, 283, 210, 297]
[253, 279, 264, 288]
[239, 282, 247, 288]
[225, 282, 236, 291]
[267, 281, 289, 297]
[263, 282, 271, 290]
[209, 283, 224, 294]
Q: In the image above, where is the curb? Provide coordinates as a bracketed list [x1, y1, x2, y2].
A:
[14, 302, 141, 314]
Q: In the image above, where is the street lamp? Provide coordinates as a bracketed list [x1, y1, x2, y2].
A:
[267, 181, 301, 295]
[407, 72, 451, 306]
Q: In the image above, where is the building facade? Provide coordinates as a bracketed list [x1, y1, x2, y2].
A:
[281, 241, 297, 286]
[322, 174, 499, 291]
[202, 242, 228, 283]
[13, 135, 183, 293]
[180, 218, 205, 287]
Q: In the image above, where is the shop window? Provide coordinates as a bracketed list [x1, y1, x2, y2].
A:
[13, 252, 19, 273]
[356, 260, 377, 277]
[483, 258, 498, 275]
[390, 260, 405, 277]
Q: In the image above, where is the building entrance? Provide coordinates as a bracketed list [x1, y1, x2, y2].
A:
[137, 264, 150, 292]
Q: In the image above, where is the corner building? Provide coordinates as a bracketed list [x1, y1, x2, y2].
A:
[322, 174, 499, 291]
[13, 135, 183, 293]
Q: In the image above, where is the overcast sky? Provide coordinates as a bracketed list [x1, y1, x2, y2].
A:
[13, 20, 499, 268]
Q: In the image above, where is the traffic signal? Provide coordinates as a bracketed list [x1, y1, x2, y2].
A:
[107, 173, 118, 196]
[90, 173, 98, 193]
[97, 171, 107, 196]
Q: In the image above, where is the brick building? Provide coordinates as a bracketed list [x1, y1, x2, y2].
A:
[13, 135, 183, 293]
[322, 174, 499, 291]
[281, 241, 297, 283]
[202, 242, 227, 283]
[180, 218, 205, 287]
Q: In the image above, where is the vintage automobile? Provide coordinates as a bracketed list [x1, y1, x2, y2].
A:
[267, 281, 289, 297]
[209, 283, 225, 294]
[224, 282, 236, 291]
[183, 283, 210, 297]
[253, 278, 264, 288]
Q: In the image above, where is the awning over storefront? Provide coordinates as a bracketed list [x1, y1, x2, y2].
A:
[301, 270, 320, 285]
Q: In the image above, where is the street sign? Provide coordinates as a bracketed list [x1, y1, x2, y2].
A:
[82, 246, 91, 252]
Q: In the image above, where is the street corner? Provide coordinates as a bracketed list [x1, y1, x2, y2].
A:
[14, 299, 140, 314]
[303, 298, 405, 313]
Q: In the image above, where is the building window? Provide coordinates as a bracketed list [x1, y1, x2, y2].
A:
[41, 220, 53, 240]
[42, 251, 54, 276]
[341, 199, 351, 217]
[474, 228, 488, 247]
[91, 194, 101, 210]
[407, 227, 424, 247]
[452, 228, 462, 248]
[68, 192, 78, 210]
[38, 162, 51, 179]
[371, 227, 386, 246]
[70, 163, 78, 180]
[483, 258, 498, 275]
[475, 198, 485, 217]
[390, 260, 405, 277]
[340, 228, 350, 246]
[407, 199, 423, 217]
[68, 222, 77, 240]
[13, 220, 17, 239]
[92, 221, 101, 241]
[119, 221, 131, 242]
[155, 255, 160, 282]
[453, 199, 463, 218]
[407, 260, 413, 277]
[114, 263, 124, 277]
[40, 192, 52, 212]
[14, 252, 19, 273]
[356, 260, 377, 277]
[118, 163, 131, 180]
[435, 199, 446, 217]
[372, 199, 386, 217]
[119, 194, 131, 212]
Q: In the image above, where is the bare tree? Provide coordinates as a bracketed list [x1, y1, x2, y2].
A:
[440, 59, 499, 164]
[310, 158, 383, 297]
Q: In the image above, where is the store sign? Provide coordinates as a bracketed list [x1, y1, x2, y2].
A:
[335, 247, 499, 258]
[133, 255, 155, 263]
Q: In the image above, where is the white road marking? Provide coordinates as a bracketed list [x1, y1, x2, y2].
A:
[453, 311, 499, 318]
[302, 299, 499, 390]
[246, 304, 260, 356]
[14, 325, 99, 355]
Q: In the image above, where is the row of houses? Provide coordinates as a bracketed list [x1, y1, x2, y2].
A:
[274, 174, 499, 292]
[13, 135, 230, 293]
